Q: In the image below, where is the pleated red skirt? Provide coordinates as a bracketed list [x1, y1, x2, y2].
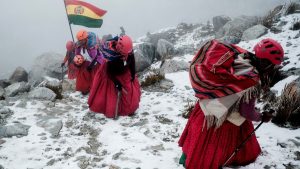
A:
[179, 103, 261, 169]
[67, 64, 79, 79]
[75, 61, 92, 93]
[88, 63, 141, 118]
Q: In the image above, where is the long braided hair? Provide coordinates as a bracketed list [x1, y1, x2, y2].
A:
[107, 52, 136, 81]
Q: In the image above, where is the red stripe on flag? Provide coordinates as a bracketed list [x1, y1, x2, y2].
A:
[65, 0, 107, 16]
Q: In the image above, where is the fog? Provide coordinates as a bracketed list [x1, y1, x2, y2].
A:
[0, 0, 288, 78]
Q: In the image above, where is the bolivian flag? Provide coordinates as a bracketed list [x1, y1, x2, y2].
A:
[65, 0, 107, 28]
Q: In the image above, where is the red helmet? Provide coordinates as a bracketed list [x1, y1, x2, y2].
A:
[254, 38, 284, 65]
[66, 41, 74, 51]
[116, 35, 133, 55]
[76, 29, 88, 41]
[73, 55, 85, 66]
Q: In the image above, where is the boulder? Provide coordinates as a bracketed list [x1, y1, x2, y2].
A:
[39, 77, 62, 99]
[4, 82, 30, 97]
[29, 52, 66, 86]
[28, 87, 56, 101]
[242, 24, 268, 41]
[212, 15, 231, 32]
[43, 77, 61, 88]
[0, 123, 30, 138]
[9, 66, 28, 83]
[134, 42, 157, 72]
[156, 39, 175, 61]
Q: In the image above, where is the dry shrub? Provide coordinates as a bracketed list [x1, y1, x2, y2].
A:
[141, 72, 165, 87]
[268, 68, 287, 88]
[46, 83, 63, 100]
[272, 82, 300, 127]
[260, 5, 283, 29]
[261, 90, 277, 107]
[182, 99, 195, 119]
[285, 2, 298, 15]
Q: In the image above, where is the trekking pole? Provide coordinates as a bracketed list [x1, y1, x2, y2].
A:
[61, 66, 64, 82]
[222, 121, 264, 168]
[60, 66, 64, 92]
[114, 90, 121, 119]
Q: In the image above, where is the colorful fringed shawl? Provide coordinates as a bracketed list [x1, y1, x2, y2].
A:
[190, 40, 260, 128]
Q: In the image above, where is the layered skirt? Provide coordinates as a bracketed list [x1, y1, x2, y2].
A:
[179, 103, 261, 169]
[88, 63, 141, 118]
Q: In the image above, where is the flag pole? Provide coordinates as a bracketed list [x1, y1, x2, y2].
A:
[63, 0, 75, 42]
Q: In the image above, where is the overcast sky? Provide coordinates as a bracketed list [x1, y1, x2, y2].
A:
[0, 0, 288, 78]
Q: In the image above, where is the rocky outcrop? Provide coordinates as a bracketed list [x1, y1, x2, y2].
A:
[29, 52, 66, 86]
[142, 23, 199, 46]
[216, 15, 259, 44]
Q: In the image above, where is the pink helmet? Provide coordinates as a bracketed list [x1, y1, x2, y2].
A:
[73, 55, 85, 66]
[116, 35, 133, 55]
[254, 38, 284, 65]
[66, 41, 74, 51]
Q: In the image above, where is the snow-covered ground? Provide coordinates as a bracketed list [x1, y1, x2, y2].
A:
[1, 13, 300, 169]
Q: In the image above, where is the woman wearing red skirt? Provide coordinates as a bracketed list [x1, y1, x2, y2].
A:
[75, 30, 104, 86]
[179, 38, 284, 169]
[61, 41, 78, 79]
[73, 55, 92, 95]
[88, 35, 141, 118]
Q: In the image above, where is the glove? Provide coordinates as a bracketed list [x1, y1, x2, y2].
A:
[61, 63, 65, 67]
[114, 81, 122, 91]
[261, 109, 275, 122]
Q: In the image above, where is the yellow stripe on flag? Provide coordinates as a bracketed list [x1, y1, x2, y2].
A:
[66, 5, 102, 20]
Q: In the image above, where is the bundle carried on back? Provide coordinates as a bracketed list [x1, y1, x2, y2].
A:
[190, 39, 259, 100]
[190, 39, 261, 128]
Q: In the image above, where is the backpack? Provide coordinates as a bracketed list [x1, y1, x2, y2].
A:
[190, 39, 258, 99]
